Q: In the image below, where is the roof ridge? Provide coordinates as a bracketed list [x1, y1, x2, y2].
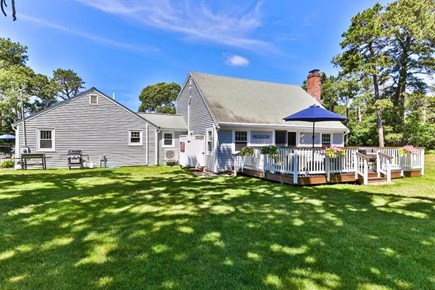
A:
[190, 72, 302, 88]
[136, 112, 182, 116]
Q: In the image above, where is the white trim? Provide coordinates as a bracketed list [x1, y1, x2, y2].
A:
[155, 130, 159, 165]
[205, 128, 213, 155]
[162, 131, 174, 147]
[37, 128, 55, 152]
[145, 124, 149, 165]
[128, 130, 143, 146]
[188, 75, 220, 129]
[213, 126, 218, 173]
[219, 122, 348, 132]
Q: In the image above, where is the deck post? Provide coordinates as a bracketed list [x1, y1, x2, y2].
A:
[376, 152, 381, 178]
[400, 154, 404, 177]
[262, 154, 267, 178]
[421, 149, 425, 176]
[354, 152, 358, 180]
[387, 158, 391, 183]
[326, 155, 330, 182]
[234, 156, 238, 176]
[293, 150, 298, 184]
[363, 159, 368, 185]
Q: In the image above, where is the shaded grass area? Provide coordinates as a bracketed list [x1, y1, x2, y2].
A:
[0, 157, 434, 289]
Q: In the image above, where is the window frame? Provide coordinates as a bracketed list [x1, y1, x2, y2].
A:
[162, 132, 174, 147]
[206, 128, 213, 155]
[129, 130, 143, 146]
[37, 128, 55, 152]
[321, 133, 332, 146]
[234, 130, 248, 152]
[89, 94, 99, 105]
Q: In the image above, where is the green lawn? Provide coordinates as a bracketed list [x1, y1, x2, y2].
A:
[0, 157, 434, 290]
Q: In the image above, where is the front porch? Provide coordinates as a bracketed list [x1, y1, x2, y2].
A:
[235, 147, 425, 185]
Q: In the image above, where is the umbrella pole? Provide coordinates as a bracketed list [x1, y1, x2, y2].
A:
[312, 121, 315, 169]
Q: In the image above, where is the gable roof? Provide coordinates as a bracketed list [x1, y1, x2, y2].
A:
[13, 87, 157, 127]
[190, 72, 347, 130]
[136, 113, 187, 130]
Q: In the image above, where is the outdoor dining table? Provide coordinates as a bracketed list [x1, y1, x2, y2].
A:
[20, 153, 47, 170]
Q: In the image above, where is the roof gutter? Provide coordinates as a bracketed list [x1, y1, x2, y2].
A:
[218, 122, 347, 131]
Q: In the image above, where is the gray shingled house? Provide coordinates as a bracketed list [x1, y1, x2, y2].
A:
[14, 71, 348, 171]
[176, 71, 348, 172]
[13, 88, 185, 168]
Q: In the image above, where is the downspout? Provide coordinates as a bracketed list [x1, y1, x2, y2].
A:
[188, 96, 192, 134]
[343, 130, 350, 147]
[213, 124, 219, 173]
[155, 129, 160, 165]
[145, 123, 149, 165]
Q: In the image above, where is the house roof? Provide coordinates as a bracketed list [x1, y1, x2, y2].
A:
[190, 72, 348, 130]
[136, 113, 187, 130]
[13, 87, 159, 128]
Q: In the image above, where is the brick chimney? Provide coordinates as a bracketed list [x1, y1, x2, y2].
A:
[307, 69, 321, 103]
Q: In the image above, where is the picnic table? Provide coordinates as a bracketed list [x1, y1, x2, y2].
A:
[20, 153, 47, 170]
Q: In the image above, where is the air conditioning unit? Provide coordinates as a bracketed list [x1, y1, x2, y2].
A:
[164, 148, 178, 162]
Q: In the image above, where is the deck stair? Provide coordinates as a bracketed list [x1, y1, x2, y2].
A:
[358, 170, 390, 185]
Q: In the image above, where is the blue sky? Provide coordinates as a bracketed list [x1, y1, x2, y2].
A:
[1, 0, 388, 110]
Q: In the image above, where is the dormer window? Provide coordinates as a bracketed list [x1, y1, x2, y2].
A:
[89, 94, 98, 105]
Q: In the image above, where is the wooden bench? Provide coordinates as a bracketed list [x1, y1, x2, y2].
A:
[20, 153, 47, 170]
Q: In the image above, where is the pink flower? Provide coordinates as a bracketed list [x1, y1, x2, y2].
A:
[399, 145, 417, 155]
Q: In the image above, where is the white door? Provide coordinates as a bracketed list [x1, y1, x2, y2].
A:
[179, 136, 188, 166]
[179, 135, 204, 167]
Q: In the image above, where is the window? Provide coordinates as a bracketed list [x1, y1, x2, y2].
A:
[206, 129, 213, 154]
[163, 132, 173, 147]
[287, 132, 297, 146]
[322, 133, 331, 146]
[235, 131, 247, 152]
[129, 130, 142, 145]
[275, 130, 286, 146]
[89, 94, 98, 105]
[38, 129, 55, 151]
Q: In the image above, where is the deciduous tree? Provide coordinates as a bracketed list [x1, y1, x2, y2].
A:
[138, 82, 181, 114]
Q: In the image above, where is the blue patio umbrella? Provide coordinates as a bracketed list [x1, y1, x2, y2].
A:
[283, 105, 347, 166]
[0, 134, 15, 140]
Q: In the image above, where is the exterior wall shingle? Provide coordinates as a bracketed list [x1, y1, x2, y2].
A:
[17, 89, 157, 168]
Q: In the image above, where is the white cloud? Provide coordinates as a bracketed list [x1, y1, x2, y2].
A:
[20, 14, 158, 53]
[225, 54, 250, 66]
[76, 0, 278, 54]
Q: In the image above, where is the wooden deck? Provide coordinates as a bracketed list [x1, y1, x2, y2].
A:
[240, 167, 421, 185]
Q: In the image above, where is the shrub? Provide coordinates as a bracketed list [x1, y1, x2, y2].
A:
[239, 146, 254, 156]
[260, 145, 278, 159]
[0, 159, 14, 168]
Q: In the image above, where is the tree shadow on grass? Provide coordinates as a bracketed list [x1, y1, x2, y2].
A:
[0, 167, 434, 289]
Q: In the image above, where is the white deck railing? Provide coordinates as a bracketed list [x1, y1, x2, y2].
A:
[235, 146, 425, 184]
[377, 152, 392, 183]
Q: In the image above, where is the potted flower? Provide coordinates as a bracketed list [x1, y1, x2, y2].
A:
[399, 145, 416, 173]
[398, 145, 417, 155]
[325, 146, 345, 158]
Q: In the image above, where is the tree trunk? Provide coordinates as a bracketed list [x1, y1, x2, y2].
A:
[394, 35, 411, 142]
[373, 74, 385, 147]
